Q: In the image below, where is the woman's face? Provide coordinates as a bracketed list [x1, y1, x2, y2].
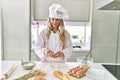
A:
[49, 18, 62, 29]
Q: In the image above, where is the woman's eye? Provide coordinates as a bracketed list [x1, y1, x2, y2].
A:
[51, 18, 61, 22]
[56, 19, 60, 21]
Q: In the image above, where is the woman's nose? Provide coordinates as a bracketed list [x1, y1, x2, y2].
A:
[53, 20, 57, 24]
[53, 19, 56, 22]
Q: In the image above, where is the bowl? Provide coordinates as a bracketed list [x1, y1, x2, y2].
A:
[21, 62, 36, 70]
[76, 57, 94, 66]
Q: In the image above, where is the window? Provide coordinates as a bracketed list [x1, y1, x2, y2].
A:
[31, 21, 91, 51]
[65, 22, 91, 51]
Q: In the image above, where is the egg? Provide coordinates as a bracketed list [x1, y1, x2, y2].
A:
[71, 69, 76, 74]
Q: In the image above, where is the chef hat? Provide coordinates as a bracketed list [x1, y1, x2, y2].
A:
[49, 4, 68, 19]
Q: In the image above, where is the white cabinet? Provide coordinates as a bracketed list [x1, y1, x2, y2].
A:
[33, 0, 90, 22]
[92, 0, 119, 63]
[2, 0, 30, 60]
[31, 50, 40, 61]
[31, 50, 88, 62]
[96, 0, 120, 64]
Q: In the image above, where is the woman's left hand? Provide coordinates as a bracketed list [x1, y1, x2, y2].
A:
[54, 51, 64, 58]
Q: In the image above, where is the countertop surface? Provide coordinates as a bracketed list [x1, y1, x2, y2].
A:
[0, 60, 118, 80]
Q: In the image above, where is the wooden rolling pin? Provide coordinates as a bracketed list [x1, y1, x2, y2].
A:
[0, 61, 19, 80]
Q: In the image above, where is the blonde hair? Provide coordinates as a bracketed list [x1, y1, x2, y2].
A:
[45, 18, 66, 48]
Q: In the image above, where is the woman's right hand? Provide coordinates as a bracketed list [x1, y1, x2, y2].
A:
[44, 49, 54, 57]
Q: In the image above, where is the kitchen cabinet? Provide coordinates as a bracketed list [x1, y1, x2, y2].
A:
[92, 0, 120, 63]
[31, 50, 88, 62]
[1, 0, 30, 60]
[96, 0, 120, 64]
[67, 51, 88, 62]
[33, 0, 90, 22]
[31, 50, 40, 61]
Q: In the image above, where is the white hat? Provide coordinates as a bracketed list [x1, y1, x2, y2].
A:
[49, 4, 68, 19]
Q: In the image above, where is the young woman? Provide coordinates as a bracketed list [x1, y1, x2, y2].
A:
[34, 4, 72, 62]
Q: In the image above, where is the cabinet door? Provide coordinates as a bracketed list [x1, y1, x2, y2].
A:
[67, 51, 88, 62]
[2, 0, 30, 60]
[92, 0, 119, 63]
[31, 50, 40, 61]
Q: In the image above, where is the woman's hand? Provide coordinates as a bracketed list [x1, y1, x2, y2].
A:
[54, 51, 64, 58]
[44, 49, 54, 57]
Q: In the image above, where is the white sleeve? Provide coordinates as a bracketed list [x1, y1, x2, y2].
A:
[62, 31, 73, 61]
[34, 30, 46, 61]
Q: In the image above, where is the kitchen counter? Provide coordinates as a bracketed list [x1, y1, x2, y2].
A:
[0, 60, 118, 80]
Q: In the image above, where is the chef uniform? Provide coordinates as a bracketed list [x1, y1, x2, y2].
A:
[34, 4, 72, 62]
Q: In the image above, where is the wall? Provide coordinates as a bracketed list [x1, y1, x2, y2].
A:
[1, 0, 30, 60]
[92, 0, 120, 63]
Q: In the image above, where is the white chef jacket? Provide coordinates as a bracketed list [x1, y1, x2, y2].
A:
[34, 29, 73, 62]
